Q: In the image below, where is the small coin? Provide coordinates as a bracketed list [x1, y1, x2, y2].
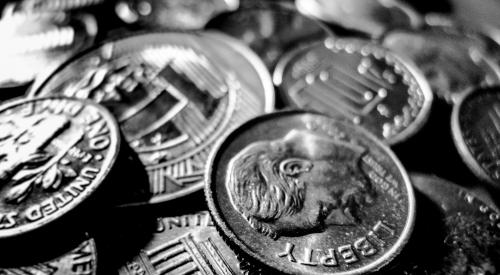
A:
[206, 2, 333, 70]
[0, 97, 120, 239]
[274, 38, 433, 145]
[0, 10, 97, 89]
[119, 211, 246, 275]
[115, 0, 239, 30]
[382, 24, 500, 104]
[394, 174, 500, 274]
[295, 0, 423, 38]
[206, 110, 415, 274]
[0, 238, 97, 274]
[30, 32, 274, 204]
[451, 87, 500, 188]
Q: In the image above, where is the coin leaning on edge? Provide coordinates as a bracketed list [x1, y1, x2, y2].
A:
[205, 110, 416, 275]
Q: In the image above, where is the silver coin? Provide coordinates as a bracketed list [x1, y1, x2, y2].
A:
[30, 31, 274, 204]
[274, 37, 433, 145]
[295, 0, 423, 38]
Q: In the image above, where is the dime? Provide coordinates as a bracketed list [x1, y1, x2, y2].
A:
[119, 211, 245, 275]
[295, 0, 423, 38]
[392, 174, 500, 274]
[115, 0, 239, 30]
[0, 97, 120, 239]
[0, 9, 97, 89]
[206, 2, 333, 70]
[451, 87, 500, 188]
[382, 24, 500, 104]
[274, 38, 433, 145]
[0, 238, 97, 275]
[206, 110, 415, 274]
[30, 32, 274, 204]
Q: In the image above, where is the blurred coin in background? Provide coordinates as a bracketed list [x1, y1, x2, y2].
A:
[206, 2, 333, 71]
[295, 0, 423, 38]
[452, 87, 500, 189]
[30, 32, 274, 205]
[274, 38, 433, 145]
[0, 8, 97, 90]
[119, 211, 245, 275]
[115, 0, 239, 30]
[206, 110, 415, 274]
[382, 23, 500, 104]
[0, 238, 97, 274]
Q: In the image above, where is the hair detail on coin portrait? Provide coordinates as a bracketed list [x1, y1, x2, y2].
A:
[226, 129, 376, 239]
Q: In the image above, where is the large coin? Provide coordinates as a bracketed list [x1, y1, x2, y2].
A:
[206, 2, 333, 70]
[392, 174, 500, 274]
[382, 24, 500, 104]
[0, 97, 120, 239]
[295, 0, 423, 38]
[30, 32, 274, 204]
[274, 38, 433, 145]
[452, 87, 500, 188]
[206, 110, 415, 274]
[119, 211, 246, 275]
[0, 238, 97, 275]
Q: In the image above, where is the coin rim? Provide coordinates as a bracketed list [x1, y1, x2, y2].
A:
[205, 109, 416, 275]
[451, 87, 500, 187]
[0, 96, 120, 239]
[273, 38, 433, 146]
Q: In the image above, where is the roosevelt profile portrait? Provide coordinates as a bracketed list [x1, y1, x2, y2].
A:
[226, 130, 376, 239]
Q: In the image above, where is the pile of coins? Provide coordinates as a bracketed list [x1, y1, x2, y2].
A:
[0, 0, 499, 274]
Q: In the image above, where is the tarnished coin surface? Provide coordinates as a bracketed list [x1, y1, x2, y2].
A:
[0, 238, 97, 274]
[30, 32, 274, 204]
[206, 2, 333, 70]
[451, 87, 500, 188]
[393, 174, 500, 274]
[0, 9, 97, 89]
[119, 211, 245, 275]
[115, 0, 239, 30]
[274, 38, 433, 145]
[0, 97, 120, 238]
[295, 0, 423, 38]
[382, 25, 500, 104]
[206, 110, 415, 274]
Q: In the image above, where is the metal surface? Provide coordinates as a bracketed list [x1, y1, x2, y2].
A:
[452, 87, 500, 188]
[274, 38, 433, 145]
[30, 31, 274, 204]
[382, 24, 500, 104]
[206, 110, 415, 274]
[119, 211, 244, 275]
[0, 238, 97, 274]
[0, 97, 120, 239]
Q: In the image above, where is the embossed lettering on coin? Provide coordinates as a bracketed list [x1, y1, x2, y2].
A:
[274, 38, 432, 145]
[206, 111, 415, 274]
[30, 32, 274, 204]
[119, 211, 243, 275]
[0, 97, 119, 238]
[452, 87, 500, 188]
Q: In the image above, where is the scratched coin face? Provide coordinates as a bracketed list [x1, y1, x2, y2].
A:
[393, 174, 500, 274]
[206, 2, 333, 70]
[451, 87, 500, 188]
[0, 238, 97, 274]
[119, 211, 244, 275]
[30, 32, 274, 204]
[274, 38, 433, 145]
[382, 25, 500, 104]
[0, 97, 119, 238]
[206, 111, 415, 275]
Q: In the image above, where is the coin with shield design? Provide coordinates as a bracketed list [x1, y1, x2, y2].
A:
[274, 38, 433, 145]
[30, 32, 274, 204]
[206, 110, 415, 275]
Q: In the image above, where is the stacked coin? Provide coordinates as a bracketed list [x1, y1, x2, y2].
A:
[0, 0, 500, 274]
